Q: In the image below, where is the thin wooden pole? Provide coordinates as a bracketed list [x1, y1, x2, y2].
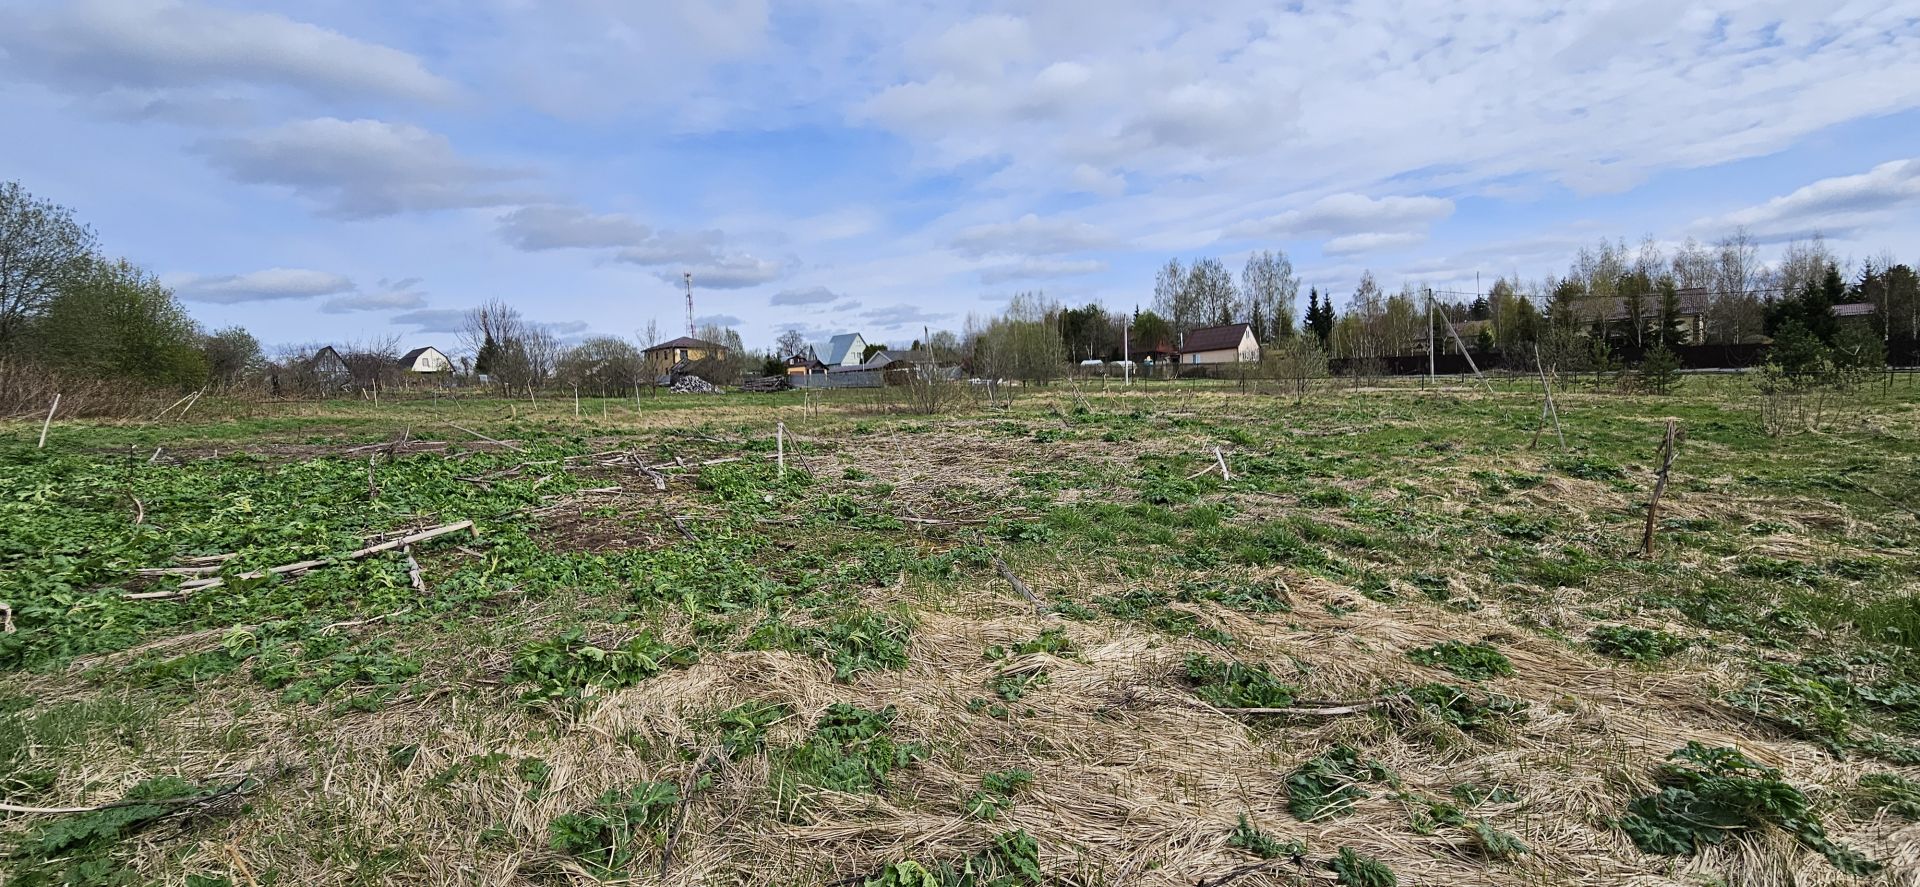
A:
[776, 421, 786, 479]
[573, 384, 580, 418]
[1640, 419, 1681, 556]
[38, 394, 60, 448]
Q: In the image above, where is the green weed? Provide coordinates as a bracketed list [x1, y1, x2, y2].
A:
[1588, 625, 1690, 662]
[1286, 745, 1395, 821]
[1182, 654, 1297, 709]
[1617, 743, 1880, 875]
[1329, 846, 1396, 887]
[548, 782, 680, 877]
[773, 704, 925, 807]
[1405, 641, 1513, 682]
[509, 628, 697, 707]
[1227, 813, 1303, 859]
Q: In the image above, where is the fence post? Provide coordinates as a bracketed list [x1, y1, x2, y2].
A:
[776, 421, 786, 479]
[38, 394, 61, 448]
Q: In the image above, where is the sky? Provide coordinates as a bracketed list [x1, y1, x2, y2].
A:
[2, 1, 1918, 353]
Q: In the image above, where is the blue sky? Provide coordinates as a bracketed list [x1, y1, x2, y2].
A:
[2, 1, 1918, 352]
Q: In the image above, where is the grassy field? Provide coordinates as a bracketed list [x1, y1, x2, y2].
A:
[2, 378, 1917, 886]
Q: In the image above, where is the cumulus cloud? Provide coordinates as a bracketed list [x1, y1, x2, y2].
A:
[0, 0, 455, 104]
[199, 118, 530, 218]
[978, 258, 1107, 283]
[769, 286, 841, 306]
[1693, 158, 1920, 240]
[952, 213, 1111, 257]
[170, 267, 354, 303]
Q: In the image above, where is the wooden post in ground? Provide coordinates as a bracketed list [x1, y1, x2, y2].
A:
[573, 384, 580, 418]
[38, 394, 60, 448]
[1640, 419, 1682, 557]
[776, 421, 786, 479]
[1529, 352, 1565, 450]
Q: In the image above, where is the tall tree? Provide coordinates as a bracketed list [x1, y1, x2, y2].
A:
[0, 181, 99, 349]
[29, 256, 205, 386]
[1151, 259, 1191, 334]
[1185, 258, 1238, 330]
[1239, 250, 1298, 341]
[775, 329, 807, 358]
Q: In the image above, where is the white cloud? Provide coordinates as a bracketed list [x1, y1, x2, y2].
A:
[497, 204, 653, 250]
[321, 278, 429, 314]
[1232, 193, 1455, 239]
[170, 267, 354, 303]
[0, 0, 455, 104]
[769, 286, 841, 306]
[199, 118, 531, 218]
[1693, 158, 1920, 240]
[693, 313, 743, 327]
[659, 255, 785, 289]
[978, 258, 1107, 284]
[390, 308, 467, 333]
[1322, 231, 1429, 257]
[864, 303, 951, 329]
[952, 213, 1111, 257]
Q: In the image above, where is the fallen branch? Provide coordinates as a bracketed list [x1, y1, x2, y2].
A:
[659, 746, 723, 877]
[1211, 698, 1395, 717]
[126, 521, 475, 601]
[0, 772, 257, 816]
[988, 552, 1044, 613]
[445, 423, 525, 453]
[670, 514, 697, 541]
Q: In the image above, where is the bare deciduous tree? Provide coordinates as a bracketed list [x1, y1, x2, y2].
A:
[1240, 250, 1298, 341]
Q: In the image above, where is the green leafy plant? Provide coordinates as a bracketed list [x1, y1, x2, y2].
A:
[773, 704, 925, 808]
[713, 700, 790, 759]
[548, 782, 680, 877]
[1402, 683, 1528, 735]
[1226, 813, 1302, 859]
[6, 775, 242, 886]
[1405, 641, 1513, 682]
[1588, 625, 1689, 662]
[1286, 745, 1394, 821]
[965, 769, 1034, 820]
[1855, 772, 1920, 820]
[1182, 654, 1297, 709]
[746, 609, 911, 680]
[1329, 846, 1396, 887]
[509, 628, 697, 706]
[1617, 743, 1880, 875]
[1469, 821, 1528, 861]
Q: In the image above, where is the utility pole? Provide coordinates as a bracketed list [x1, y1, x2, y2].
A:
[1426, 287, 1435, 386]
[683, 271, 695, 338]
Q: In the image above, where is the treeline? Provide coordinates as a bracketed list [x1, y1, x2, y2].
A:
[1, 182, 269, 400]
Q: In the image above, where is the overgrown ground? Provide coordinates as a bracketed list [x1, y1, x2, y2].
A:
[3, 378, 1918, 886]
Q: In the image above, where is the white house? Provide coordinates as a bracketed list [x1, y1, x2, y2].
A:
[817, 332, 868, 369]
[1180, 323, 1260, 364]
[398, 346, 453, 374]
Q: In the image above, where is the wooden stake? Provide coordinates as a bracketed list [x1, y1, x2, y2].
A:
[573, 384, 580, 418]
[1213, 446, 1231, 482]
[37, 394, 60, 448]
[776, 421, 786, 479]
[1640, 419, 1682, 557]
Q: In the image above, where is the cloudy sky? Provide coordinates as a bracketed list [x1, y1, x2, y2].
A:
[3, 1, 1918, 351]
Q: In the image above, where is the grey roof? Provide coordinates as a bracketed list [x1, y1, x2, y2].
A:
[1833, 302, 1878, 318]
[820, 333, 863, 365]
[1182, 323, 1252, 353]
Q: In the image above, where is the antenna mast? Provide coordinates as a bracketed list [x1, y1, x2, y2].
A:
[683, 271, 695, 337]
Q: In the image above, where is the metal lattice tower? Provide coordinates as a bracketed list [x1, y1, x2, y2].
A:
[683, 271, 695, 337]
